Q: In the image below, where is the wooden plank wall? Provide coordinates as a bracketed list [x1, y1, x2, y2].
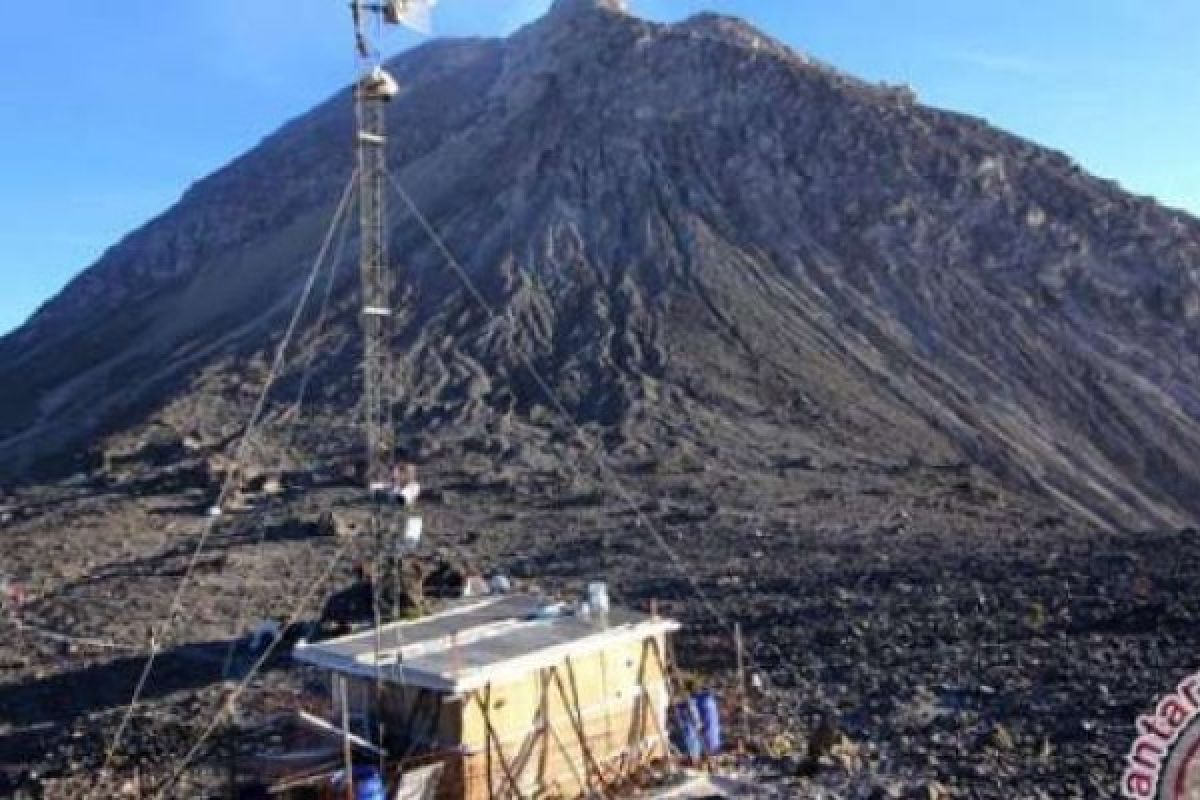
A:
[457, 634, 672, 800]
[331, 633, 674, 800]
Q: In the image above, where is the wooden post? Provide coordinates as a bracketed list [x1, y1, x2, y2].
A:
[735, 623, 748, 759]
[537, 669, 551, 789]
[375, 680, 387, 779]
[226, 719, 238, 800]
[551, 662, 609, 796]
[626, 640, 652, 772]
[542, 676, 588, 800]
[340, 676, 355, 800]
[474, 686, 527, 799]
[637, 638, 674, 776]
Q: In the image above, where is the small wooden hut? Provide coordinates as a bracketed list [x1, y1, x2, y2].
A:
[293, 593, 680, 799]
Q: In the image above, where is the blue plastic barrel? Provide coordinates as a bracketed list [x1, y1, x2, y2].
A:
[334, 766, 386, 800]
[695, 691, 721, 754]
[669, 699, 703, 761]
[356, 767, 386, 800]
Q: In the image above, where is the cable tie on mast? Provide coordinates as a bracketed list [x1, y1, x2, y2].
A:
[363, 306, 392, 316]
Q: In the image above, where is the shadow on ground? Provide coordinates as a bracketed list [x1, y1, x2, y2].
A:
[0, 640, 233, 729]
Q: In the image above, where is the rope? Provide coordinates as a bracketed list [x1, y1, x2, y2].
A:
[150, 536, 358, 798]
[100, 172, 359, 778]
[5, 614, 142, 653]
[219, 182, 357, 681]
[2, 582, 145, 653]
[385, 171, 797, 698]
[385, 172, 738, 629]
[152, 164, 411, 792]
[156, 165, 800, 790]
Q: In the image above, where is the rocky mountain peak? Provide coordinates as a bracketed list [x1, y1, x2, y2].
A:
[1, 2, 1198, 536]
[548, 0, 631, 17]
[534, 0, 635, 37]
[672, 12, 804, 63]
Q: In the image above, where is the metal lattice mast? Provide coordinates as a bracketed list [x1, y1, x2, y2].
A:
[352, 1, 404, 491]
[357, 74, 394, 490]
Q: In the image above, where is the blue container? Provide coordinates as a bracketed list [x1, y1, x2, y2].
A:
[669, 700, 703, 761]
[694, 691, 722, 754]
[355, 768, 386, 800]
[334, 766, 386, 800]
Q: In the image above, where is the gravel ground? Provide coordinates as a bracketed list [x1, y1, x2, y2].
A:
[2, 452, 1196, 799]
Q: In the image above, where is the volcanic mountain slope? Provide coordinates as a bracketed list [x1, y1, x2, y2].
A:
[2, 0, 1199, 531]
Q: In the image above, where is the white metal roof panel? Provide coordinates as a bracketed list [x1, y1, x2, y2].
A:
[293, 594, 680, 692]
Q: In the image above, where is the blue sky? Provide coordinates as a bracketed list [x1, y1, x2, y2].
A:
[0, 0, 1196, 336]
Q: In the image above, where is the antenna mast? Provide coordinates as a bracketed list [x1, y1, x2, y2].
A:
[353, 0, 399, 491]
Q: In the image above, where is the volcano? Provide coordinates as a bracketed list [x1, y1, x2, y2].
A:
[7, 3, 1200, 797]
[2, 0, 1198, 533]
